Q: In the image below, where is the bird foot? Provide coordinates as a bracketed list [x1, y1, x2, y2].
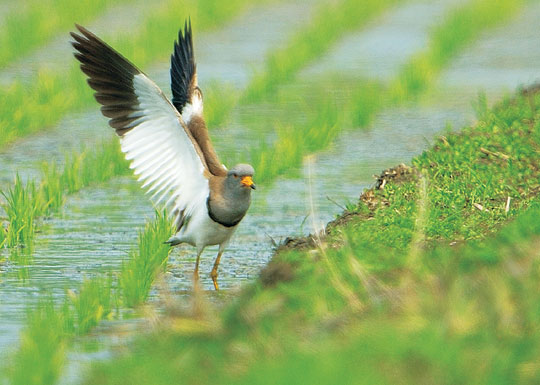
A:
[210, 271, 219, 291]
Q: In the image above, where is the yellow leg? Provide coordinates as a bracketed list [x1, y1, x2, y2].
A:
[193, 249, 203, 286]
[210, 250, 223, 291]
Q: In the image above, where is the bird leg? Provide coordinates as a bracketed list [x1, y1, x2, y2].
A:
[210, 250, 224, 291]
[193, 249, 203, 286]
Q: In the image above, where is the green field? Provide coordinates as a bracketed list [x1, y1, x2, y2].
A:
[0, 0, 539, 384]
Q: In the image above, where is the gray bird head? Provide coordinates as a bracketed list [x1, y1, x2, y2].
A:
[227, 164, 256, 190]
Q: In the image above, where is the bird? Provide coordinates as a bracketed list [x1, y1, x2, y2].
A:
[70, 21, 255, 290]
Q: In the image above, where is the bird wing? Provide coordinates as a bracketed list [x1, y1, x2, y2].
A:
[170, 19, 200, 120]
[71, 24, 210, 231]
[170, 20, 227, 177]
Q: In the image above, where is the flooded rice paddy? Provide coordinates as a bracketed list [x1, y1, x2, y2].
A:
[1, 0, 540, 380]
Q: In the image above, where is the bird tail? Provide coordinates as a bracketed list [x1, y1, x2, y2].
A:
[164, 236, 182, 246]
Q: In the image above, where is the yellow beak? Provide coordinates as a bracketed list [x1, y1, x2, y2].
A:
[241, 176, 256, 189]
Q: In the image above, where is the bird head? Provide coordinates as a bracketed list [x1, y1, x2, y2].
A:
[228, 164, 256, 190]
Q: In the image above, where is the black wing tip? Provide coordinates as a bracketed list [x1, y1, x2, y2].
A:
[70, 25, 99, 52]
[174, 17, 193, 45]
[170, 17, 197, 113]
[71, 24, 93, 40]
[70, 25, 88, 47]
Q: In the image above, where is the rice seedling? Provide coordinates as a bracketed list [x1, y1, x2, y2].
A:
[0, 174, 41, 248]
[0, 0, 136, 68]
[2, 1, 532, 382]
[6, 249, 33, 279]
[349, 81, 385, 128]
[0, 213, 6, 248]
[0, 139, 128, 252]
[121, 210, 174, 308]
[77, 139, 130, 186]
[241, 0, 398, 102]
[39, 161, 65, 214]
[60, 151, 84, 194]
[250, 89, 345, 184]
[1, 0, 371, 150]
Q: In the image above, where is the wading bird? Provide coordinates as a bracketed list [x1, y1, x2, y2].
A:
[71, 21, 255, 290]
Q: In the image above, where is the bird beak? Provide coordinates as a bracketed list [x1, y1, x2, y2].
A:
[241, 176, 256, 189]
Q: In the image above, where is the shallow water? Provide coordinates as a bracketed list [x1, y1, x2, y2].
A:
[2, 0, 540, 380]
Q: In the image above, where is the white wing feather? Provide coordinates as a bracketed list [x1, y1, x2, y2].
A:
[121, 74, 209, 226]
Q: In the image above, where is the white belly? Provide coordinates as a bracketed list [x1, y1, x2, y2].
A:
[172, 209, 237, 250]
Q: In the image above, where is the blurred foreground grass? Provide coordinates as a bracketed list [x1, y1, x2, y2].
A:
[84, 84, 540, 384]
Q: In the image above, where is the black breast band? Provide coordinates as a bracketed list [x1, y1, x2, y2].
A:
[206, 197, 242, 228]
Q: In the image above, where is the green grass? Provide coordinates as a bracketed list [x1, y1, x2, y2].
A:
[0, 0, 135, 69]
[232, 199, 540, 385]
[81, 83, 540, 385]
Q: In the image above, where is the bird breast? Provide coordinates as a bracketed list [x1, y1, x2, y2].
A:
[206, 189, 251, 228]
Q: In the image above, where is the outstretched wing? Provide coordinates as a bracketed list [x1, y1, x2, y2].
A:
[170, 19, 200, 119]
[71, 24, 210, 232]
[170, 20, 227, 177]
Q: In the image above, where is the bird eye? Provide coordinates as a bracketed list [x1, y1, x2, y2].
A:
[233, 173, 238, 178]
